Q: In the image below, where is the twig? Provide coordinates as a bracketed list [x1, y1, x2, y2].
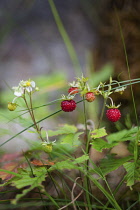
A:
[58, 177, 83, 210]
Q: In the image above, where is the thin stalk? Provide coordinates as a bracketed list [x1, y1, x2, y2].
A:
[82, 96, 92, 210]
[115, 8, 139, 162]
[48, 0, 82, 76]
[46, 170, 61, 198]
[0, 109, 62, 147]
[103, 176, 126, 210]
[98, 168, 116, 201]
[98, 98, 107, 128]
[63, 172, 105, 207]
[42, 190, 60, 209]
[109, 81, 140, 92]
[23, 95, 44, 141]
[88, 174, 122, 210]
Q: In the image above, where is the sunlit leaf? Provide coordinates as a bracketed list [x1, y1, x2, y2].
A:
[60, 132, 83, 147]
[91, 128, 107, 139]
[91, 138, 118, 152]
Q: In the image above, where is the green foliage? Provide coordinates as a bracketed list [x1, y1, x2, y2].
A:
[48, 154, 89, 172]
[91, 127, 107, 139]
[11, 167, 47, 204]
[124, 160, 140, 187]
[107, 127, 138, 143]
[100, 156, 132, 176]
[90, 138, 118, 152]
[1, 1, 140, 208]
[91, 127, 139, 153]
[60, 132, 83, 147]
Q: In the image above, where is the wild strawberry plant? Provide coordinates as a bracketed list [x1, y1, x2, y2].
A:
[0, 76, 140, 209]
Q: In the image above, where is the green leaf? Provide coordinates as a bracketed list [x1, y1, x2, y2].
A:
[11, 168, 47, 204]
[91, 128, 107, 139]
[123, 160, 140, 187]
[60, 132, 83, 146]
[107, 127, 138, 143]
[100, 156, 132, 175]
[48, 124, 77, 137]
[48, 155, 89, 172]
[91, 138, 118, 152]
[73, 154, 89, 164]
[48, 160, 77, 172]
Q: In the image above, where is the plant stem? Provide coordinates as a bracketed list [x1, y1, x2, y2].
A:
[82, 96, 92, 210]
[23, 93, 44, 142]
[98, 98, 107, 129]
[48, 0, 82, 77]
[115, 8, 139, 162]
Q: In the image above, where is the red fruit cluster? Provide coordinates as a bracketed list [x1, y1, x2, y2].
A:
[61, 100, 76, 112]
[85, 92, 95, 102]
[106, 108, 121, 122]
[68, 87, 79, 95]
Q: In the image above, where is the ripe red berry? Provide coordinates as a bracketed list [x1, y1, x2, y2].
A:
[106, 108, 121, 122]
[85, 92, 95, 102]
[61, 100, 76, 112]
[68, 87, 79, 95]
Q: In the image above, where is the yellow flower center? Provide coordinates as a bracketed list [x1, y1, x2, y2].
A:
[26, 81, 31, 87]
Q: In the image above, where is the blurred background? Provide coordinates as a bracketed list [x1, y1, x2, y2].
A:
[0, 0, 96, 90]
[0, 0, 97, 152]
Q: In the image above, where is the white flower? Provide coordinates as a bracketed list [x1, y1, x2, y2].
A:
[115, 86, 126, 94]
[19, 80, 36, 93]
[69, 81, 80, 88]
[12, 86, 24, 97]
[12, 79, 36, 96]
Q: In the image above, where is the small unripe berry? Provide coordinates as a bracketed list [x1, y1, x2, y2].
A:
[8, 102, 17, 111]
[42, 143, 53, 153]
[85, 92, 95, 102]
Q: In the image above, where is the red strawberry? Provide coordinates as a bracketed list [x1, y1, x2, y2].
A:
[106, 108, 121, 122]
[61, 100, 76, 112]
[85, 92, 95, 102]
[68, 87, 79, 95]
